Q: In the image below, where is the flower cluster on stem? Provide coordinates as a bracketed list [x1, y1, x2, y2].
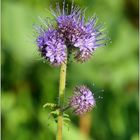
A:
[35, 2, 108, 66]
[35, 1, 108, 140]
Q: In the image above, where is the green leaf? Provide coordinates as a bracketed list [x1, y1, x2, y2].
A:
[43, 103, 59, 110]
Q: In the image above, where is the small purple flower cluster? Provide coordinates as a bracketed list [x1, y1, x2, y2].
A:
[69, 86, 95, 115]
[35, 2, 108, 66]
[37, 29, 67, 66]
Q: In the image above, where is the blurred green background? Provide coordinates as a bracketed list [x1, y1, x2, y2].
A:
[1, 0, 139, 140]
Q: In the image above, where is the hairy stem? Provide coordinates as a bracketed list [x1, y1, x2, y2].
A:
[62, 105, 70, 112]
[56, 61, 67, 140]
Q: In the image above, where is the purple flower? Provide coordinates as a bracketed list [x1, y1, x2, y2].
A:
[35, 2, 108, 65]
[69, 85, 96, 115]
[56, 4, 108, 62]
[36, 36, 45, 47]
[37, 29, 67, 66]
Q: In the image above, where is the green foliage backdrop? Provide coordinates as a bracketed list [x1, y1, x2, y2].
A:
[2, 0, 139, 140]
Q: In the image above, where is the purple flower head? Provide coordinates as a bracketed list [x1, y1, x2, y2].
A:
[35, 1, 109, 65]
[36, 36, 45, 47]
[55, 2, 108, 62]
[37, 29, 67, 66]
[69, 85, 96, 115]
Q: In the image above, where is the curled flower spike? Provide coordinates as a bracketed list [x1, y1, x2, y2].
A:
[56, 3, 108, 62]
[35, 1, 109, 65]
[36, 29, 67, 66]
[69, 85, 96, 115]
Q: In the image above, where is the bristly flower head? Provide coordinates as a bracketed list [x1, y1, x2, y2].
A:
[36, 29, 67, 66]
[35, 1, 109, 65]
[69, 85, 96, 115]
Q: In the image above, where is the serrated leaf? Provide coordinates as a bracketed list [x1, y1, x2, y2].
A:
[50, 110, 59, 116]
[43, 103, 59, 110]
[63, 113, 70, 118]
[63, 117, 71, 122]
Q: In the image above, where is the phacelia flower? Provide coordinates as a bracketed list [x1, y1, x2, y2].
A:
[69, 85, 96, 115]
[56, 4, 108, 62]
[36, 29, 67, 66]
[35, 1, 108, 65]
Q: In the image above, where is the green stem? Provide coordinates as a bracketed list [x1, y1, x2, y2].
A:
[62, 105, 70, 112]
[56, 60, 67, 140]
